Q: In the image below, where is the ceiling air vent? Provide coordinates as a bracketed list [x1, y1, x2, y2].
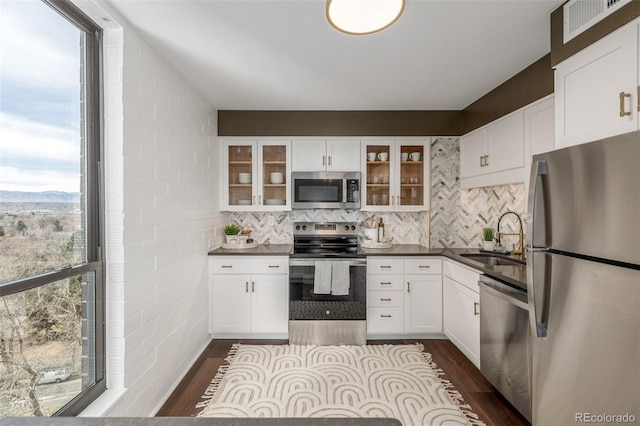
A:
[564, 0, 631, 43]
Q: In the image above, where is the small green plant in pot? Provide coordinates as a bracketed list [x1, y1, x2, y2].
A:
[224, 223, 241, 244]
[482, 227, 495, 251]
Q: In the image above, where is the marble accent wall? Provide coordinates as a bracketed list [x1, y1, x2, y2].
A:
[430, 137, 525, 248]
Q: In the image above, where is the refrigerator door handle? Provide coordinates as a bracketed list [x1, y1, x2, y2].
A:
[527, 248, 549, 338]
[527, 159, 548, 248]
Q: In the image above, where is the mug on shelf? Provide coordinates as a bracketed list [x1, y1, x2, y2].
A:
[377, 152, 389, 162]
[409, 152, 421, 161]
[367, 152, 376, 161]
[238, 173, 252, 184]
[401, 152, 409, 162]
[270, 172, 284, 184]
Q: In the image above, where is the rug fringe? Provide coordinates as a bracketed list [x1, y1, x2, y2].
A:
[194, 343, 241, 416]
[415, 342, 486, 426]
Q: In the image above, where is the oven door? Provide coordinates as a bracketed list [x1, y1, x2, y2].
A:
[289, 258, 367, 345]
[289, 258, 366, 319]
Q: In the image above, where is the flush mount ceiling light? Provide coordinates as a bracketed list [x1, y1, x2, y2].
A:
[326, 0, 405, 35]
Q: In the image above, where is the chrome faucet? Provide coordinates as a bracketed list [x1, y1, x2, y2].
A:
[495, 211, 525, 260]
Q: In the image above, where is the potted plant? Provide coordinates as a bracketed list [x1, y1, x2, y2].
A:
[482, 227, 495, 251]
[224, 223, 241, 244]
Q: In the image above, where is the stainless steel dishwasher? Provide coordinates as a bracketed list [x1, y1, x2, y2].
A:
[479, 275, 531, 422]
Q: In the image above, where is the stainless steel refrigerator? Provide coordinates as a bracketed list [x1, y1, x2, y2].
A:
[527, 130, 639, 426]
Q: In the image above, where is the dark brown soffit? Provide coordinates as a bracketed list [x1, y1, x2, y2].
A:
[217, 110, 463, 137]
[460, 54, 554, 135]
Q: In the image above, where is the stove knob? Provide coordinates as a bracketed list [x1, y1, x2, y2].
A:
[302, 225, 307, 231]
[295, 225, 300, 230]
[344, 225, 349, 231]
[351, 225, 356, 231]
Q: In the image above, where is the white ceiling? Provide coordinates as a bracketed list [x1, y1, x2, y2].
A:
[106, 0, 563, 111]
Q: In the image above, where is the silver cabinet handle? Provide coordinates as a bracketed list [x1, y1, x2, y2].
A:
[245, 282, 249, 293]
[480, 156, 484, 167]
[251, 281, 255, 292]
[380, 265, 392, 269]
[322, 155, 326, 166]
[252, 195, 256, 205]
[620, 91, 631, 117]
[221, 265, 233, 269]
[380, 281, 392, 285]
[258, 195, 262, 205]
[418, 265, 430, 269]
[474, 302, 479, 316]
[380, 314, 392, 318]
[328, 156, 332, 166]
[407, 282, 411, 293]
[268, 265, 280, 268]
[380, 298, 392, 302]
[485, 155, 489, 166]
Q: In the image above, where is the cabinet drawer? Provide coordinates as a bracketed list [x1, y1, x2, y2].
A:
[367, 290, 404, 307]
[404, 258, 442, 274]
[367, 258, 404, 274]
[367, 274, 404, 291]
[212, 256, 288, 274]
[367, 307, 404, 333]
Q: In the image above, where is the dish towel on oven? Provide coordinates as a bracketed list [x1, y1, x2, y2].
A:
[313, 261, 350, 295]
[314, 260, 332, 294]
[331, 261, 350, 296]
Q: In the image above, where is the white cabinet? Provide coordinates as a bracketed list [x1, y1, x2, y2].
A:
[361, 139, 430, 211]
[367, 257, 442, 336]
[554, 19, 640, 148]
[291, 139, 361, 171]
[221, 139, 291, 211]
[460, 111, 525, 189]
[210, 256, 289, 337]
[442, 259, 481, 368]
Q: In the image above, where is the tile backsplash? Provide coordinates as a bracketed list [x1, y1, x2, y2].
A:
[430, 137, 525, 248]
[228, 210, 430, 246]
[224, 137, 525, 249]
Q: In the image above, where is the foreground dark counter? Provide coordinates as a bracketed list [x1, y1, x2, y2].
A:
[208, 244, 526, 291]
[4, 418, 401, 426]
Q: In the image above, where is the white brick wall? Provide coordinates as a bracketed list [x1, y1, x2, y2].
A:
[76, 0, 226, 416]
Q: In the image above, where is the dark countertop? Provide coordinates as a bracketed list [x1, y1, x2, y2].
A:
[4, 418, 401, 426]
[208, 244, 292, 256]
[208, 244, 526, 291]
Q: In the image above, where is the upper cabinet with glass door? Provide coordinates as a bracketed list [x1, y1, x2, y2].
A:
[222, 139, 291, 211]
[361, 139, 430, 212]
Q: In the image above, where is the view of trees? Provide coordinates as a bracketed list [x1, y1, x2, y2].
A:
[0, 203, 84, 416]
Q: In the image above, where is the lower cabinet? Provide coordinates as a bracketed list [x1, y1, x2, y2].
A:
[367, 257, 442, 335]
[442, 259, 481, 368]
[210, 256, 289, 337]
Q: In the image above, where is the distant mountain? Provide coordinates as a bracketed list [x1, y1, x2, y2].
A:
[0, 191, 81, 203]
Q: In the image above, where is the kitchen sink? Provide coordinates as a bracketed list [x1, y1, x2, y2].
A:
[461, 253, 525, 267]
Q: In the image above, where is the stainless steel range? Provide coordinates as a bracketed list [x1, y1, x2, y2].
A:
[289, 222, 366, 345]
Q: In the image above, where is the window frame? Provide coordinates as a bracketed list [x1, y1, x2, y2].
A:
[0, 0, 105, 416]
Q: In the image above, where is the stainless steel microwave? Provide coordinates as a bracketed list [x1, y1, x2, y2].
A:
[291, 172, 360, 209]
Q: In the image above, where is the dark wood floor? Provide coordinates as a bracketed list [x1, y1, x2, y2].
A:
[157, 339, 529, 426]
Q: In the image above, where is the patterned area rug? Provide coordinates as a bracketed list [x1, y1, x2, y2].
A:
[197, 344, 484, 425]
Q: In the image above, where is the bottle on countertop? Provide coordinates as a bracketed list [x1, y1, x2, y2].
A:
[377, 218, 385, 242]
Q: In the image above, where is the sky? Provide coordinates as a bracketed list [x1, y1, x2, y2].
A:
[0, 0, 82, 193]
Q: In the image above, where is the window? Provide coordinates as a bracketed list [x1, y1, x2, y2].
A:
[0, 0, 104, 416]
